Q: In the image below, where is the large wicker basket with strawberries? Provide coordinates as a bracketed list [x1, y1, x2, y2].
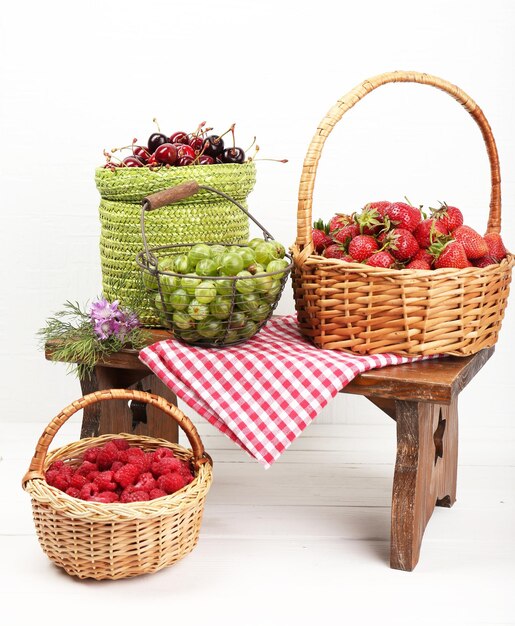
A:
[292, 70, 514, 356]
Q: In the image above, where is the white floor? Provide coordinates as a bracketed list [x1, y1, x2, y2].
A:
[2, 416, 514, 625]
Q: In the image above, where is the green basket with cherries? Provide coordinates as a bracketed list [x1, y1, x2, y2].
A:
[136, 181, 292, 347]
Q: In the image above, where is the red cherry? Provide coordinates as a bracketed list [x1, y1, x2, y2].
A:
[169, 131, 189, 145]
[175, 144, 195, 159]
[133, 145, 150, 162]
[122, 156, 145, 167]
[189, 136, 204, 152]
[177, 155, 195, 166]
[198, 155, 215, 165]
[154, 143, 178, 165]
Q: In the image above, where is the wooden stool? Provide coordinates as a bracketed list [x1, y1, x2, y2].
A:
[46, 332, 493, 571]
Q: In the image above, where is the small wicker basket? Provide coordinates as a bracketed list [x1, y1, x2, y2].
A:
[22, 389, 213, 580]
[292, 70, 514, 356]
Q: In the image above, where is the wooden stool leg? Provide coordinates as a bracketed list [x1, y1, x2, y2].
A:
[390, 399, 459, 571]
[79, 366, 179, 443]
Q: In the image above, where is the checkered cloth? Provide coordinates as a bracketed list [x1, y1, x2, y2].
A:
[139, 315, 427, 468]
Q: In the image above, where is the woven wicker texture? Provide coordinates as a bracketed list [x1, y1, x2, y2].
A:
[96, 162, 256, 325]
[22, 389, 213, 580]
[292, 70, 514, 356]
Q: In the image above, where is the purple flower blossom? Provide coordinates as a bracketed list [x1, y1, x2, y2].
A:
[90, 298, 140, 341]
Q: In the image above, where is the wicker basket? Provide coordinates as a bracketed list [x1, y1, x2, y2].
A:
[292, 71, 514, 356]
[96, 162, 256, 326]
[22, 389, 213, 580]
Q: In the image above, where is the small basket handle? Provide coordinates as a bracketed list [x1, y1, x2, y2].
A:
[295, 70, 502, 260]
[22, 389, 211, 487]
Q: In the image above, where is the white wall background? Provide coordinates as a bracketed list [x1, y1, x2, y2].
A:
[1, 0, 514, 429]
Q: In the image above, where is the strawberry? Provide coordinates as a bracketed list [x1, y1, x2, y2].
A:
[413, 218, 447, 249]
[367, 201, 391, 218]
[431, 203, 463, 232]
[355, 205, 383, 235]
[453, 225, 488, 259]
[406, 259, 431, 270]
[473, 256, 497, 268]
[413, 248, 434, 267]
[483, 232, 507, 262]
[348, 235, 379, 262]
[384, 202, 421, 232]
[365, 251, 395, 268]
[433, 240, 470, 269]
[333, 222, 360, 246]
[328, 213, 351, 234]
[386, 228, 419, 261]
[312, 219, 332, 253]
[324, 244, 348, 259]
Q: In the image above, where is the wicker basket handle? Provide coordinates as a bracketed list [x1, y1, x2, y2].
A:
[22, 389, 211, 486]
[296, 70, 502, 259]
[144, 181, 200, 210]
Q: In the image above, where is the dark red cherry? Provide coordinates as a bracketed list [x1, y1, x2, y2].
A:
[154, 143, 178, 165]
[122, 156, 145, 167]
[198, 154, 215, 165]
[177, 155, 195, 167]
[176, 144, 195, 159]
[203, 135, 224, 158]
[169, 131, 189, 145]
[189, 136, 204, 152]
[221, 147, 245, 164]
[133, 145, 150, 162]
[148, 133, 169, 153]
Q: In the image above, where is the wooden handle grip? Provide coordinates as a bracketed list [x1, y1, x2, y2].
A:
[295, 70, 502, 258]
[22, 389, 210, 486]
[143, 181, 200, 210]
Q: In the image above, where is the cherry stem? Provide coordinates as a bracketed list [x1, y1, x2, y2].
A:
[244, 136, 257, 153]
[152, 117, 161, 133]
[216, 123, 236, 144]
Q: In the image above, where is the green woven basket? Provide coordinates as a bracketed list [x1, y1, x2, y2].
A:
[96, 162, 256, 325]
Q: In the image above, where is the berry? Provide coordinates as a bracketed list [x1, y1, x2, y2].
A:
[365, 251, 395, 268]
[203, 135, 225, 158]
[83, 447, 100, 463]
[154, 143, 178, 165]
[169, 131, 189, 145]
[114, 463, 142, 488]
[431, 203, 463, 232]
[348, 235, 379, 262]
[367, 201, 391, 218]
[148, 132, 169, 153]
[406, 260, 431, 270]
[198, 154, 215, 165]
[221, 147, 246, 164]
[65, 487, 81, 499]
[112, 439, 130, 451]
[47, 460, 64, 473]
[484, 233, 507, 262]
[151, 457, 183, 477]
[323, 244, 348, 259]
[474, 256, 497, 268]
[133, 472, 157, 492]
[157, 473, 187, 495]
[355, 206, 383, 235]
[333, 223, 360, 246]
[312, 219, 332, 253]
[52, 473, 71, 492]
[328, 214, 350, 234]
[122, 156, 144, 168]
[453, 226, 488, 260]
[149, 488, 168, 500]
[79, 483, 99, 500]
[96, 442, 119, 471]
[120, 489, 150, 503]
[387, 228, 419, 261]
[90, 491, 120, 504]
[70, 473, 88, 490]
[152, 447, 175, 461]
[434, 240, 470, 269]
[94, 470, 117, 492]
[76, 460, 98, 476]
[413, 248, 434, 266]
[384, 202, 421, 232]
[413, 218, 447, 249]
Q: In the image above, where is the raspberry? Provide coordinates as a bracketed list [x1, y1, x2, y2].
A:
[90, 491, 120, 503]
[83, 447, 100, 463]
[87, 470, 101, 482]
[181, 468, 195, 485]
[65, 487, 81, 498]
[112, 438, 129, 451]
[157, 473, 186, 494]
[111, 461, 124, 473]
[118, 448, 149, 472]
[151, 457, 182, 477]
[120, 489, 150, 503]
[96, 442, 119, 471]
[45, 469, 59, 486]
[76, 461, 98, 476]
[70, 473, 88, 490]
[79, 483, 99, 500]
[47, 460, 64, 472]
[134, 472, 157, 492]
[94, 470, 117, 492]
[114, 463, 141, 488]
[153, 447, 174, 461]
[149, 488, 168, 500]
[52, 473, 71, 492]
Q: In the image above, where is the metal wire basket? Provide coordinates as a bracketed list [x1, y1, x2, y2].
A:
[136, 181, 292, 347]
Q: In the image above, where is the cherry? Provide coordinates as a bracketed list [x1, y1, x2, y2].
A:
[122, 156, 145, 167]
[221, 147, 245, 164]
[198, 154, 215, 165]
[203, 135, 224, 158]
[170, 131, 189, 145]
[148, 133, 169, 153]
[176, 144, 195, 159]
[177, 155, 195, 166]
[154, 143, 178, 165]
[133, 145, 150, 162]
[189, 136, 204, 152]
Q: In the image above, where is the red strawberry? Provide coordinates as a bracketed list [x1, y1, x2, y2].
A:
[413, 248, 434, 266]
[431, 203, 463, 232]
[434, 241, 470, 269]
[365, 251, 395, 268]
[367, 201, 391, 218]
[312, 219, 332, 253]
[483, 232, 507, 262]
[324, 244, 348, 259]
[413, 218, 448, 249]
[406, 260, 431, 270]
[453, 226, 488, 259]
[386, 228, 419, 261]
[333, 222, 360, 246]
[473, 256, 497, 268]
[348, 235, 379, 262]
[356, 205, 383, 235]
[384, 202, 421, 232]
[328, 213, 351, 234]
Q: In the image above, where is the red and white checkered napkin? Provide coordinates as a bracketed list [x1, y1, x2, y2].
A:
[139, 315, 426, 468]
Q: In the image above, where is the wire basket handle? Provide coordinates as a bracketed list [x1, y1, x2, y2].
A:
[140, 181, 276, 267]
[295, 70, 502, 261]
[22, 389, 211, 486]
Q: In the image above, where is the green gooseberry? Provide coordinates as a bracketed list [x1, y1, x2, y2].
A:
[238, 320, 258, 339]
[228, 311, 246, 329]
[248, 237, 265, 250]
[250, 302, 271, 322]
[172, 311, 195, 330]
[196, 258, 219, 277]
[167, 288, 190, 311]
[266, 258, 290, 279]
[187, 299, 210, 321]
[210, 296, 232, 320]
[188, 243, 212, 265]
[215, 278, 235, 296]
[195, 280, 217, 304]
[236, 292, 261, 313]
[159, 273, 181, 293]
[235, 271, 255, 294]
[221, 252, 244, 276]
[174, 254, 193, 274]
[197, 317, 224, 339]
[236, 246, 256, 268]
[181, 275, 202, 296]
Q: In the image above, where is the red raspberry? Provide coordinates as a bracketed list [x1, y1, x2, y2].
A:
[96, 442, 119, 471]
[134, 472, 157, 492]
[45, 469, 59, 486]
[149, 488, 168, 500]
[90, 491, 120, 503]
[112, 438, 130, 451]
[79, 483, 99, 500]
[157, 473, 186, 495]
[65, 487, 81, 498]
[120, 489, 150, 503]
[151, 457, 183, 477]
[47, 460, 64, 473]
[111, 461, 124, 473]
[114, 463, 141, 488]
[83, 447, 100, 463]
[87, 470, 101, 482]
[181, 469, 194, 485]
[52, 473, 71, 492]
[152, 447, 175, 461]
[94, 470, 117, 492]
[76, 461, 98, 476]
[119, 448, 149, 472]
[70, 473, 88, 490]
